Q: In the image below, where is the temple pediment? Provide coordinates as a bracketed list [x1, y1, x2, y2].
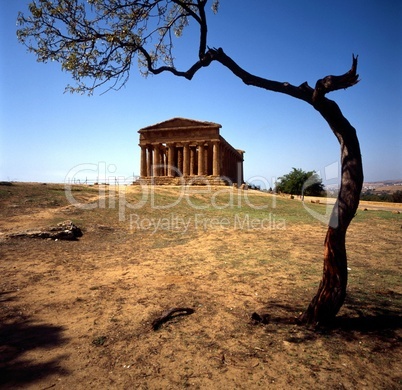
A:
[139, 117, 221, 132]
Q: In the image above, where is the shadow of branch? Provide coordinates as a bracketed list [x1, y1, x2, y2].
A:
[0, 298, 70, 387]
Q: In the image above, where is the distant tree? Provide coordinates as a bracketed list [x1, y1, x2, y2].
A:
[392, 190, 402, 203]
[276, 168, 324, 197]
[360, 190, 402, 203]
[17, 0, 363, 327]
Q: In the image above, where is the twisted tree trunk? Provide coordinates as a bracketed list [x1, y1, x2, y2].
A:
[208, 49, 363, 326]
[299, 97, 363, 326]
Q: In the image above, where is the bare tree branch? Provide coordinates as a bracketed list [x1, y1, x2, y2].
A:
[206, 47, 314, 103]
[136, 44, 214, 78]
[313, 55, 359, 102]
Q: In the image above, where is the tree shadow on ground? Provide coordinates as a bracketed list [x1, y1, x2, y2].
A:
[254, 297, 402, 342]
[0, 291, 17, 305]
[330, 292, 402, 341]
[0, 292, 70, 388]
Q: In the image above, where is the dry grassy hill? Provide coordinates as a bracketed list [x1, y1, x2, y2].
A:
[0, 182, 401, 389]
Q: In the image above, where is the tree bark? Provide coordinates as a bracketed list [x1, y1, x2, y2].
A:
[298, 96, 363, 326]
[207, 49, 363, 326]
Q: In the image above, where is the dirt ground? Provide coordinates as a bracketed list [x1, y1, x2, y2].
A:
[0, 183, 401, 389]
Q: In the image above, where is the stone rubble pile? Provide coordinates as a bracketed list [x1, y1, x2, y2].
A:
[8, 220, 83, 241]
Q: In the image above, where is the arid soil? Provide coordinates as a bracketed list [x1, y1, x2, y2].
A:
[0, 183, 401, 389]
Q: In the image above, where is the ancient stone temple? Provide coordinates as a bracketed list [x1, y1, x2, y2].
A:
[138, 118, 244, 185]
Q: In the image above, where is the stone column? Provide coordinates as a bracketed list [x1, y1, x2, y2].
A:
[238, 151, 244, 184]
[237, 160, 243, 185]
[168, 143, 175, 177]
[163, 147, 168, 176]
[197, 142, 205, 176]
[160, 148, 166, 177]
[183, 142, 190, 176]
[147, 146, 153, 177]
[190, 146, 196, 176]
[212, 141, 220, 176]
[204, 144, 209, 175]
[140, 145, 147, 177]
[153, 144, 160, 177]
[176, 147, 183, 176]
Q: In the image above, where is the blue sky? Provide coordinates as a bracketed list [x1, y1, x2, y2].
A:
[1, 0, 401, 187]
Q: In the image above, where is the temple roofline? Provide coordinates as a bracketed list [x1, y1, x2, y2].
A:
[139, 117, 222, 133]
